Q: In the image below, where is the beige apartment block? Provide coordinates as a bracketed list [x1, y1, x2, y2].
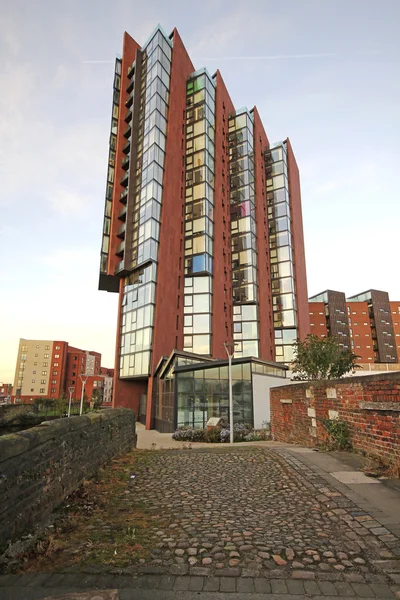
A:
[13, 339, 56, 397]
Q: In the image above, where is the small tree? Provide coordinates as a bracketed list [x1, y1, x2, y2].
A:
[55, 393, 68, 415]
[92, 389, 103, 409]
[292, 335, 360, 381]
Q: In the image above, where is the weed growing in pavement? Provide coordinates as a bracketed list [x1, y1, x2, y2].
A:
[322, 418, 352, 451]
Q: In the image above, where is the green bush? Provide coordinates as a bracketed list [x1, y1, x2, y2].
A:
[323, 419, 352, 451]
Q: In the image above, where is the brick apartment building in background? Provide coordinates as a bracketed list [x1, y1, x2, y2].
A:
[0, 383, 12, 402]
[309, 289, 400, 367]
[98, 25, 309, 428]
[12, 339, 114, 404]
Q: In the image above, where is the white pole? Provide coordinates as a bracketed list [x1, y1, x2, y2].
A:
[80, 379, 86, 416]
[228, 352, 234, 445]
[68, 388, 73, 418]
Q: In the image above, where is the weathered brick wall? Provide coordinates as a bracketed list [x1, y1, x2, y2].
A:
[0, 408, 136, 552]
[270, 373, 400, 464]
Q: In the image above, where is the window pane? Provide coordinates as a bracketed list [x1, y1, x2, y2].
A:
[193, 294, 210, 312]
[193, 277, 210, 293]
[192, 335, 210, 354]
[193, 314, 210, 333]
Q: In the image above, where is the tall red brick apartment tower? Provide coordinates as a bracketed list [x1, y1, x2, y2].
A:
[98, 25, 309, 426]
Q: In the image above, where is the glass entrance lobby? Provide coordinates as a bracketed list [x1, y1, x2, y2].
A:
[152, 350, 287, 432]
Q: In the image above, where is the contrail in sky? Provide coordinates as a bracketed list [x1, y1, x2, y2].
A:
[199, 51, 380, 61]
[82, 60, 115, 64]
[82, 51, 379, 64]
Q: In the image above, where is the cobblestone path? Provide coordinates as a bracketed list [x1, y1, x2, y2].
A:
[10, 446, 400, 597]
[126, 448, 400, 581]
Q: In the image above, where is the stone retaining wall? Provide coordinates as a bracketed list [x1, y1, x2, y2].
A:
[0, 408, 136, 552]
[270, 372, 400, 465]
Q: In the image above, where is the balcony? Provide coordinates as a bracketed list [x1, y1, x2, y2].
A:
[127, 79, 134, 94]
[117, 222, 126, 238]
[125, 94, 133, 109]
[120, 172, 129, 187]
[123, 139, 130, 154]
[120, 188, 128, 204]
[123, 124, 131, 139]
[116, 240, 125, 256]
[118, 205, 127, 221]
[122, 155, 130, 171]
[115, 260, 131, 276]
[124, 111, 132, 124]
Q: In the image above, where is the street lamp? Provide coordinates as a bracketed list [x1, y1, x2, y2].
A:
[67, 386, 74, 418]
[223, 342, 236, 445]
[79, 375, 88, 416]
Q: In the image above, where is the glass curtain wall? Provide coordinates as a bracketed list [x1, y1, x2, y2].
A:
[100, 59, 121, 275]
[176, 363, 252, 429]
[120, 30, 172, 377]
[265, 141, 298, 363]
[229, 111, 259, 357]
[183, 70, 215, 356]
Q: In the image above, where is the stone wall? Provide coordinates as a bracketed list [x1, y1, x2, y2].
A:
[0, 408, 136, 552]
[270, 373, 400, 465]
[0, 404, 35, 426]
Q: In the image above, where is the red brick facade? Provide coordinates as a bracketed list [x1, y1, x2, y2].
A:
[270, 373, 400, 465]
[390, 301, 400, 356]
[286, 140, 309, 341]
[309, 297, 400, 365]
[100, 26, 310, 429]
[211, 71, 235, 359]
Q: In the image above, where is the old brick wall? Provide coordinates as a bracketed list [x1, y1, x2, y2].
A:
[270, 373, 400, 464]
[0, 408, 136, 552]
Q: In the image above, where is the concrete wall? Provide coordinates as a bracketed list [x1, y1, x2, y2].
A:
[0, 408, 136, 552]
[270, 373, 400, 465]
[252, 374, 287, 429]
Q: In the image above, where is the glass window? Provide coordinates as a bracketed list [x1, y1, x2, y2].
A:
[231, 363, 242, 379]
[271, 146, 284, 162]
[282, 310, 296, 327]
[184, 315, 193, 327]
[193, 314, 210, 333]
[241, 305, 257, 321]
[192, 335, 210, 355]
[192, 236, 206, 254]
[193, 277, 210, 293]
[271, 161, 285, 176]
[279, 262, 293, 278]
[242, 321, 258, 338]
[242, 340, 258, 356]
[272, 174, 285, 190]
[192, 254, 206, 273]
[242, 362, 251, 380]
[203, 367, 219, 379]
[193, 294, 210, 312]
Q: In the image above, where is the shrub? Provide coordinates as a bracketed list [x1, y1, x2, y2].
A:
[244, 429, 271, 442]
[220, 427, 230, 443]
[172, 427, 205, 442]
[220, 423, 253, 443]
[204, 427, 221, 443]
[172, 422, 270, 444]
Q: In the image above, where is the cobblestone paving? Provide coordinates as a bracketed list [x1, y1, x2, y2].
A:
[122, 447, 400, 584]
[10, 446, 400, 597]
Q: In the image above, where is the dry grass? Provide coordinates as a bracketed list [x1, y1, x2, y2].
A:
[13, 450, 165, 573]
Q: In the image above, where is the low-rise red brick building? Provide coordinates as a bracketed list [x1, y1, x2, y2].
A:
[12, 339, 113, 404]
[0, 383, 12, 402]
[309, 289, 399, 367]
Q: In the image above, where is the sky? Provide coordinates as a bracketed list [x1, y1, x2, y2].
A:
[1, 0, 399, 383]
